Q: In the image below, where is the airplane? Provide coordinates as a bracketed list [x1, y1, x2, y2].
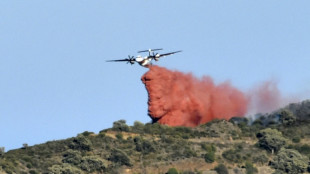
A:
[106, 49, 182, 68]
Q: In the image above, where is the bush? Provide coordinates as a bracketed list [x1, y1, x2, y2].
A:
[68, 135, 92, 151]
[132, 121, 145, 133]
[80, 131, 94, 137]
[109, 148, 132, 166]
[256, 128, 288, 153]
[245, 161, 258, 174]
[252, 152, 269, 165]
[202, 144, 216, 163]
[166, 168, 178, 174]
[269, 148, 308, 174]
[48, 163, 83, 174]
[79, 156, 105, 172]
[116, 133, 123, 140]
[134, 136, 156, 154]
[204, 152, 215, 163]
[279, 109, 296, 126]
[214, 164, 228, 174]
[294, 144, 310, 158]
[112, 120, 130, 132]
[62, 150, 82, 165]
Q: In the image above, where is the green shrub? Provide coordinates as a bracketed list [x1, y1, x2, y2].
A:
[29, 170, 38, 174]
[252, 152, 268, 165]
[80, 131, 94, 137]
[62, 150, 82, 165]
[68, 135, 92, 151]
[166, 168, 178, 174]
[269, 148, 308, 174]
[201, 143, 216, 152]
[256, 128, 288, 153]
[204, 152, 215, 163]
[214, 164, 228, 174]
[112, 120, 130, 132]
[222, 149, 244, 163]
[79, 156, 105, 172]
[137, 140, 156, 154]
[116, 133, 123, 140]
[294, 144, 310, 158]
[132, 121, 145, 133]
[109, 148, 132, 166]
[245, 161, 258, 174]
[48, 163, 83, 174]
[292, 136, 301, 143]
[279, 109, 296, 126]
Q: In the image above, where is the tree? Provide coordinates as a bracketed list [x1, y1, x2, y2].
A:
[79, 156, 105, 172]
[202, 144, 216, 163]
[279, 109, 296, 126]
[68, 135, 92, 151]
[62, 150, 82, 165]
[269, 148, 308, 174]
[256, 128, 288, 153]
[112, 120, 130, 132]
[109, 148, 132, 166]
[132, 121, 145, 133]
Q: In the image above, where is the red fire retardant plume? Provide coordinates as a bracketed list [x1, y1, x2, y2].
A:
[141, 66, 248, 127]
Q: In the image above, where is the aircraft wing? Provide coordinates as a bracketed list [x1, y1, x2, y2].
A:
[106, 59, 132, 62]
[159, 50, 182, 57]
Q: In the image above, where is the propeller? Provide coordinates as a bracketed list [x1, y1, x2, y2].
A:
[152, 52, 160, 60]
[127, 55, 135, 65]
[138, 48, 163, 53]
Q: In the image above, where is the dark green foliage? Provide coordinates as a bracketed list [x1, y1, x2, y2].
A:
[79, 156, 105, 172]
[48, 163, 83, 174]
[214, 164, 228, 174]
[202, 144, 216, 163]
[270, 148, 309, 174]
[252, 152, 268, 165]
[109, 148, 132, 166]
[134, 137, 156, 154]
[286, 100, 310, 122]
[204, 152, 215, 163]
[115, 132, 123, 140]
[29, 170, 38, 174]
[68, 135, 92, 151]
[62, 150, 82, 165]
[293, 144, 310, 158]
[245, 161, 258, 174]
[256, 128, 288, 153]
[80, 131, 94, 137]
[292, 136, 301, 143]
[166, 168, 179, 174]
[222, 144, 248, 163]
[132, 121, 145, 133]
[279, 109, 296, 126]
[112, 120, 130, 132]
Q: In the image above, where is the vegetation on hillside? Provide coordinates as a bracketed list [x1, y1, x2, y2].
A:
[1, 100, 310, 173]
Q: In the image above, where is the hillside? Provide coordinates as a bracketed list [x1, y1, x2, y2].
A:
[1, 101, 310, 174]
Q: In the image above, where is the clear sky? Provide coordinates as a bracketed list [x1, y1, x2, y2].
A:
[1, 1, 310, 151]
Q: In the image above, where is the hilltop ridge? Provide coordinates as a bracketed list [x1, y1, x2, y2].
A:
[1, 100, 310, 174]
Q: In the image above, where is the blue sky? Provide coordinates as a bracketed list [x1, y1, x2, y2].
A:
[1, 1, 310, 151]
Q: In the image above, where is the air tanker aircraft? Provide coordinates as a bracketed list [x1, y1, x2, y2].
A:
[106, 49, 182, 68]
